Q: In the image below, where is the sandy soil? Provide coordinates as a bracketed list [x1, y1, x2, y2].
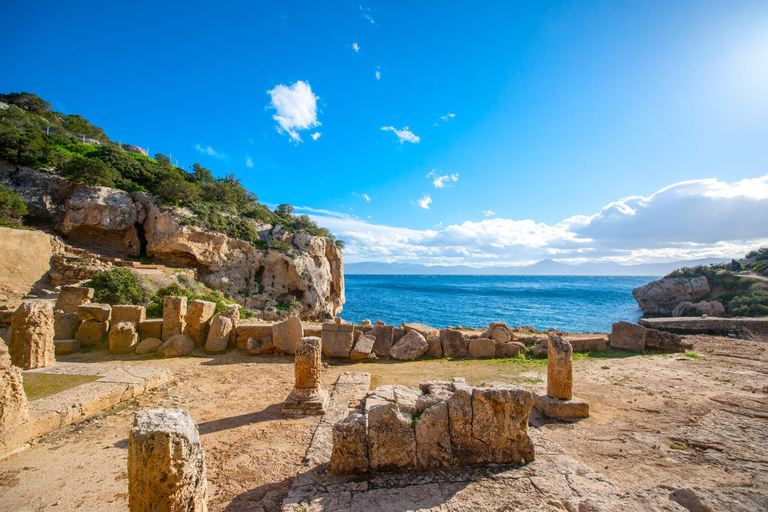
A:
[0, 335, 766, 511]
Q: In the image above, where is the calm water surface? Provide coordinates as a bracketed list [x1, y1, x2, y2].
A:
[342, 275, 654, 333]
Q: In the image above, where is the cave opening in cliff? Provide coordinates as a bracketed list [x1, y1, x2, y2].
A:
[134, 222, 147, 259]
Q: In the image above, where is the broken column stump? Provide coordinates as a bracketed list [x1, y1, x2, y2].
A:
[281, 336, 329, 416]
[128, 408, 207, 512]
[534, 334, 589, 419]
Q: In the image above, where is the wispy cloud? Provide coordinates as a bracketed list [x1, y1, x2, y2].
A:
[381, 126, 419, 144]
[414, 194, 432, 209]
[428, 171, 459, 188]
[359, 5, 375, 24]
[195, 145, 224, 158]
[482, 210, 495, 217]
[267, 80, 320, 143]
[311, 132, 322, 141]
[352, 42, 360, 52]
[353, 192, 371, 202]
[245, 156, 254, 168]
[375, 68, 381, 81]
[433, 112, 456, 126]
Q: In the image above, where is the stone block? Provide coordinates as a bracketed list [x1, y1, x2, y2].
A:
[547, 334, 573, 400]
[440, 329, 467, 358]
[566, 336, 608, 352]
[533, 393, 590, 420]
[111, 305, 146, 325]
[471, 386, 535, 463]
[350, 334, 375, 360]
[415, 402, 452, 468]
[0, 358, 29, 431]
[158, 334, 194, 358]
[426, 336, 443, 358]
[496, 341, 525, 358]
[645, 329, 691, 353]
[367, 402, 416, 470]
[490, 325, 512, 343]
[322, 322, 355, 358]
[246, 336, 274, 355]
[75, 319, 108, 346]
[273, 316, 303, 355]
[54, 310, 80, 340]
[54, 285, 93, 314]
[109, 321, 138, 354]
[128, 409, 207, 512]
[392, 327, 406, 344]
[468, 338, 496, 358]
[236, 323, 274, 350]
[77, 303, 111, 322]
[389, 330, 428, 360]
[303, 325, 322, 337]
[9, 301, 55, 369]
[162, 296, 187, 341]
[184, 300, 216, 347]
[54, 339, 80, 355]
[331, 411, 369, 475]
[135, 338, 162, 355]
[205, 314, 234, 354]
[402, 322, 437, 338]
[371, 324, 394, 357]
[609, 321, 647, 351]
[138, 319, 163, 341]
[282, 337, 328, 416]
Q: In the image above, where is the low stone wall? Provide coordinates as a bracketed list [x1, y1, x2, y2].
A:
[331, 378, 535, 474]
[638, 317, 768, 336]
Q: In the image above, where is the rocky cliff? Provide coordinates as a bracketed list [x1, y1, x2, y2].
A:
[0, 162, 344, 321]
[632, 276, 710, 316]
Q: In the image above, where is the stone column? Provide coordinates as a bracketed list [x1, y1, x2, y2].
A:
[281, 336, 329, 416]
[128, 408, 207, 512]
[547, 334, 573, 400]
[162, 296, 187, 341]
[9, 301, 55, 369]
[0, 356, 29, 432]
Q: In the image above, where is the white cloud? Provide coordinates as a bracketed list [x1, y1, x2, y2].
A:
[415, 194, 432, 209]
[245, 156, 254, 168]
[302, 174, 768, 266]
[311, 132, 322, 141]
[195, 145, 224, 158]
[352, 43, 360, 52]
[482, 210, 495, 217]
[360, 5, 375, 24]
[440, 113, 456, 122]
[267, 80, 320, 143]
[375, 69, 381, 80]
[428, 170, 459, 188]
[352, 192, 371, 202]
[381, 126, 419, 144]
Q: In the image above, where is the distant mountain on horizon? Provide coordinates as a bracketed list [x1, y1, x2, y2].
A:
[345, 258, 730, 276]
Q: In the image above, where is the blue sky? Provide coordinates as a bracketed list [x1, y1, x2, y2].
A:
[3, 1, 768, 266]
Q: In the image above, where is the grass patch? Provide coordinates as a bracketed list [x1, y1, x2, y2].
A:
[23, 374, 101, 401]
[683, 352, 702, 359]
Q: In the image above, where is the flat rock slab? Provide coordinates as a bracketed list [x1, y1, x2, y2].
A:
[0, 362, 173, 458]
[533, 393, 590, 420]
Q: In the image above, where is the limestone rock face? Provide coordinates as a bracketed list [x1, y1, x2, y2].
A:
[135, 337, 162, 355]
[54, 311, 80, 340]
[415, 402, 452, 468]
[0, 357, 29, 431]
[128, 408, 207, 512]
[59, 186, 140, 256]
[321, 322, 354, 358]
[632, 276, 710, 316]
[204, 314, 233, 354]
[610, 321, 647, 351]
[9, 301, 55, 369]
[159, 334, 195, 358]
[440, 329, 467, 358]
[162, 296, 187, 342]
[184, 300, 216, 347]
[54, 286, 93, 314]
[367, 402, 416, 470]
[273, 316, 303, 355]
[672, 300, 726, 318]
[547, 334, 573, 400]
[389, 330, 428, 360]
[331, 411, 368, 475]
[109, 321, 138, 354]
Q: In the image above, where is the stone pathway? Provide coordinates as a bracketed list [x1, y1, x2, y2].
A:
[0, 362, 173, 457]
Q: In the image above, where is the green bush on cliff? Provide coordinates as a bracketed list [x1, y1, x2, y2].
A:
[84, 268, 152, 305]
[146, 283, 253, 319]
[0, 184, 28, 228]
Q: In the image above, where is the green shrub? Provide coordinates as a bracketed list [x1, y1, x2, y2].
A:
[58, 155, 118, 187]
[146, 282, 253, 319]
[84, 268, 152, 305]
[0, 184, 28, 228]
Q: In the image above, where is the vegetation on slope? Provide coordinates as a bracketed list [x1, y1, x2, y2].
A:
[0, 92, 343, 248]
[0, 184, 27, 228]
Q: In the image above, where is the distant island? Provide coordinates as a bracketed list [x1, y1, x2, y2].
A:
[346, 258, 728, 276]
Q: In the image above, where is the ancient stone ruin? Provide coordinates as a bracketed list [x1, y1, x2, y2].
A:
[533, 334, 589, 419]
[8, 301, 55, 369]
[331, 378, 535, 475]
[282, 336, 329, 416]
[128, 408, 207, 512]
[0, 348, 29, 432]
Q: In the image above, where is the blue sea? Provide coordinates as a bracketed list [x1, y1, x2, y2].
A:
[342, 275, 655, 333]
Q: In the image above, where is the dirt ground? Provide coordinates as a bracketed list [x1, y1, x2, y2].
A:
[0, 335, 766, 511]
